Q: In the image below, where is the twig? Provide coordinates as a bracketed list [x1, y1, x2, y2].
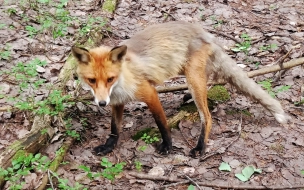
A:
[207, 29, 242, 43]
[129, 172, 304, 189]
[47, 170, 54, 190]
[184, 175, 202, 190]
[162, 180, 191, 189]
[156, 57, 304, 93]
[252, 36, 266, 44]
[273, 49, 293, 82]
[200, 116, 242, 162]
[0, 106, 13, 112]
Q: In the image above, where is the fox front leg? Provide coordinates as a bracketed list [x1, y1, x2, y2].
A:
[93, 104, 124, 155]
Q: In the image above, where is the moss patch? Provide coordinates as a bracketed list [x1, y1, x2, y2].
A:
[102, 0, 117, 13]
[178, 101, 197, 113]
[207, 85, 230, 102]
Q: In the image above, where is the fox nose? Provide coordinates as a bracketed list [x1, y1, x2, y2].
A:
[99, 101, 107, 107]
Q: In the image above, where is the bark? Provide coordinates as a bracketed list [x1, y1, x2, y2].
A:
[37, 137, 75, 190]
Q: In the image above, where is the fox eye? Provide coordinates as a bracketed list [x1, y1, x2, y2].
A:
[107, 77, 114, 83]
[88, 78, 96, 84]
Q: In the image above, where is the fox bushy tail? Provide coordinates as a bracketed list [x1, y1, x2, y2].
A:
[211, 44, 287, 123]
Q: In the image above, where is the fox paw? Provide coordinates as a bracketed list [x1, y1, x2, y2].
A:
[189, 146, 205, 158]
[93, 136, 118, 155]
[93, 145, 114, 155]
[157, 141, 172, 155]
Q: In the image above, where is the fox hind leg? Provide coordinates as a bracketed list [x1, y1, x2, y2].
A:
[185, 44, 212, 158]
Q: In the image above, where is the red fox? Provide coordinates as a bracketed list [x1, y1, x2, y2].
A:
[72, 21, 287, 157]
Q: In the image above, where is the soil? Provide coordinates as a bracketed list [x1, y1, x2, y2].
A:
[0, 0, 304, 189]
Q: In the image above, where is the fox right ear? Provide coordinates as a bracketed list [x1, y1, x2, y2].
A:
[71, 47, 91, 64]
[110, 45, 127, 63]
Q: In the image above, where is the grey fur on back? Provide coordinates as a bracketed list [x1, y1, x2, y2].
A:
[121, 21, 287, 123]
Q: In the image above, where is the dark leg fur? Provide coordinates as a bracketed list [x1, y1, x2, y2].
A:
[153, 113, 172, 154]
[93, 104, 124, 155]
[189, 124, 206, 157]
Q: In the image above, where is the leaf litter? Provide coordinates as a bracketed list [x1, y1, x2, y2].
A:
[0, 0, 304, 189]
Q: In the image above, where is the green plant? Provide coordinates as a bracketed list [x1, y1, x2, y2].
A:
[258, 79, 291, 98]
[6, 8, 17, 16]
[231, 33, 252, 54]
[141, 133, 159, 144]
[210, 15, 223, 28]
[25, 25, 39, 38]
[187, 184, 195, 190]
[134, 161, 142, 171]
[101, 158, 126, 182]
[137, 145, 147, 152]
[1, 58, 74, 116]
[79, 165, 102, 180]
[0, 153, 50, 190]
[0, 44, 11, 60]
[65, 118, 80, 140]
[235, 166, 262, 182]
[80, 118, 88, 127]
[259, 44, 277, 51]
[0, 23, 6, 29]
[46, 170, 87, 190]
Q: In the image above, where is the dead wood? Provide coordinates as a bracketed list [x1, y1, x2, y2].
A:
[128, 172, 304, 190]
[37, 137, 75, 190]
[0, 55, 76, 188]
[0, 115, 52, 188]
[156, 57, 304, 93]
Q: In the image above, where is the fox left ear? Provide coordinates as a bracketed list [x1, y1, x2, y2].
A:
[110, 45, 127, 62]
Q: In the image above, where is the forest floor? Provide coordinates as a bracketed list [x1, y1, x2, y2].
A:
[0, 0, 304, 189]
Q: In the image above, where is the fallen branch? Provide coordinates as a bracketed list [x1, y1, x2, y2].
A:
[208, 29, 242, 44]
[0, 54, 76, 188]
[128, 172, 304, 189]
[0, 115, 52, 188]
[37, 137, 75, 190]
[156, 57, 304, 93]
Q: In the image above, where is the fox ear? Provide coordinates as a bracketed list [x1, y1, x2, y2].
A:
[110, 45, 127, 62]
[71, 46, 91, 64]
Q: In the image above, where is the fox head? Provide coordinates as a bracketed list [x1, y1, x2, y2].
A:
[72, 45, 127, 106]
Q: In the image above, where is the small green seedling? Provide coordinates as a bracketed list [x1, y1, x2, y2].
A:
[101, 158, 126, 182]
[258, 80, 290, 98]
[134, 161, 142, 171]
[187, 184, 195, 190]
[79, 165, 102, 180]
[0, 44, 11, 60]
[137, 145, 147, 152]
[141, 133, 159, 144]
[259, 44, 278, 51]
[231, 33, 252, 54]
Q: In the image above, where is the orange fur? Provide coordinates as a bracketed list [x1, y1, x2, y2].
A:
[72, 21, 287, 157]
